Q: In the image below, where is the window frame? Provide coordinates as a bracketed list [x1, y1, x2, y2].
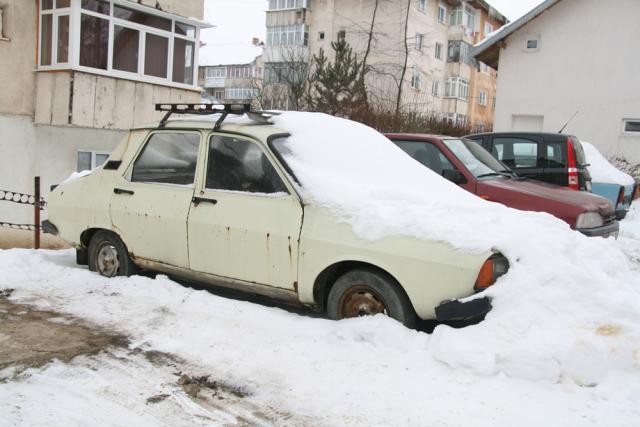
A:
[125, 130, 202, 187]
[415, 32, 424, 51]
[437, 5, 447, 24]
[622, 119, 640, 135]
[37, 0, 203, 90]
[434, 42, 443, 60]
[478, 90, 487, 106]
[444, 76, 469, 100]
[417, 0, 427, 12]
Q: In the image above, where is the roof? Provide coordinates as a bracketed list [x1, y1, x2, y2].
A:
[471, 0, 563, 68]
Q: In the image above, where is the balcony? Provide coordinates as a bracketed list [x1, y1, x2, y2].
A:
[204, 77, 226, 88]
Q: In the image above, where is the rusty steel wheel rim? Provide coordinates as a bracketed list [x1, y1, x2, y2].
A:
[97, 244, 120, 277]
[339, 285, 387, 319]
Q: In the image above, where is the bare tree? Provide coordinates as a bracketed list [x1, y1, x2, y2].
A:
[395, 0, 411, 119]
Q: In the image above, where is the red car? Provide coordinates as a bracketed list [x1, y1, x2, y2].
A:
[386, 134, 619, 238]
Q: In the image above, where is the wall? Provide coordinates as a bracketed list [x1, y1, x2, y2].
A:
[0, 0, 36, 117]
[493, 0, 640, 161]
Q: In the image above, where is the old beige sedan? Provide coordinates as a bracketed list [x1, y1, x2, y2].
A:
[45, 105, 508, 327]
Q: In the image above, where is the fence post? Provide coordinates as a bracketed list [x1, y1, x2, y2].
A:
[34, 176, 40, 249]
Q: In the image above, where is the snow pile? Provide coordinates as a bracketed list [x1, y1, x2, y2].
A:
[582, 141, 636, 186]
[271, 112, 640, 384]
[2, 250, 639, 425]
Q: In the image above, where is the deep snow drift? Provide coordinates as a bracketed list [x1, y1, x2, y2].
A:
[271, 112, 640, 385]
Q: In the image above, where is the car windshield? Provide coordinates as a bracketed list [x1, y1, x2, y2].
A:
[443, 138, 511, 178]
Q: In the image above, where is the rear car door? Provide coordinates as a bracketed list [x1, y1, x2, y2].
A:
[488, 135, 544, 181]
[110, 131, 201, 268]
[187, 133, 303, 290]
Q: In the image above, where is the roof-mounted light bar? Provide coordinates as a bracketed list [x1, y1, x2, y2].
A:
[155, 103, 280, 130]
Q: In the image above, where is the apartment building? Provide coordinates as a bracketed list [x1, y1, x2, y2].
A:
[262, 0, 506, 130]
[0, 0, 207, 224]
[199, 54, 263, 104]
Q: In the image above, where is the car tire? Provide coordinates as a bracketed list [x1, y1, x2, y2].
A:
[327, 268, 416, 328]
[88, 230, 138, 278]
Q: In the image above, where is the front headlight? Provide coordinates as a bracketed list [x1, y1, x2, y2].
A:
[576, 212, 603, 229]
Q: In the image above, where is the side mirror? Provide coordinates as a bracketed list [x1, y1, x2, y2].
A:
[442, 169, 467, 185]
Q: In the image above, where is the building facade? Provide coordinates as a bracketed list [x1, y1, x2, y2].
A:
[262, 0, 506, 129]
[199, 55, 263, 104]
[473, 0, 640, 163]
[0, 0, 207, 225]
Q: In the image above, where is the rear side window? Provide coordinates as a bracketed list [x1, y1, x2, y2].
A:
[571, 137, 587, 166]
[492, 137, 539, 168]
[206, 135, 288, 194]
[546, 142, 567, 168]
[393, 140, 456, 176]
[131, 132, 200, 185]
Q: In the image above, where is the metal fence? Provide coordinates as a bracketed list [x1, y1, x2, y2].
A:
[0, 177, 45, 248]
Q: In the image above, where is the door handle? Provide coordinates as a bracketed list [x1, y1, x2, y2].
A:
[114, 188, 134, 195]
[192, 196, 218, 206]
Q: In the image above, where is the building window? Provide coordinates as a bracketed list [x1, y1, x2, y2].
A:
[225, 88, 259, 100]
[206, 67, 225, 78]
[447, 40, 474, 65]
[268, 0, 308, 11]
[484, 22, 494, 36]
[437, 5, 447, 23]
[479, 61, 489, 73]
[227, 65, 255, 78]
[444, 76, 469, 100]
[474, 123, 485, 133]
[525, 36, 540, 51]
[410, 71, 421, 90]
[623, 119, 640, 133]
[0, 7, 5, 39]
[318, 31, 325, 40]
[435, 42, 443, 60]
[432, 80, 439, 96]
[417, 0, 427, 12]
[415, 33, 424, 51]
[266, 24, 309, 46]
[77, 150, 110, 172]
[478, 91, 487, 106]
[39, 0, 201, 88]
[265, 62, 306, 84]
[449, 5, 475, 31]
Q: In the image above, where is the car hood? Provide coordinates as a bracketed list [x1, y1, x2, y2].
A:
[477, 178, 615, 219]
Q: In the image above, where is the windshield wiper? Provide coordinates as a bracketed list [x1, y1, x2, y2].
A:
[476, 172, 502, 179]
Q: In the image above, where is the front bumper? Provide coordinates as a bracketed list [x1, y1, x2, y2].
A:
[578, 220, 619, 238]
[435, 296, 492, 321]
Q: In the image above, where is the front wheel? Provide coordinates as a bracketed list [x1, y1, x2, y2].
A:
[327, 269, 416, 328]
[88, 231, 137, 277]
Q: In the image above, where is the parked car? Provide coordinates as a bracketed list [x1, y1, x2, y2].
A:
[465, 132, 632, 220]
[386, 134, 619, 238]
[580, 141, 636, 220]
[43, 105, 509, 328]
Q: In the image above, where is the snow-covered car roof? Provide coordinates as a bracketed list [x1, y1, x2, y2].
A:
[581, 141, 635, 187]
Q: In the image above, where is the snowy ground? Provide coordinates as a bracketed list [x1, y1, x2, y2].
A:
[1, 206, 640, 425]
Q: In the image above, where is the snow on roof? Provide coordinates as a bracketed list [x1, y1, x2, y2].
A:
[270, 112, 640, 384]
[581, 141, 635, 186]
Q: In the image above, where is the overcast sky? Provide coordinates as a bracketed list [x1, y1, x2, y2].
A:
[199, 0, 544, 65]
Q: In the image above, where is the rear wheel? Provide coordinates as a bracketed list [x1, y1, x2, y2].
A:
[327, 269, 416, 327]
[88, 231, 137, 277]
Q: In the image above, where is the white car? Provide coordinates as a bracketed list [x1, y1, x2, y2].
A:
[44, 104, 508, 327]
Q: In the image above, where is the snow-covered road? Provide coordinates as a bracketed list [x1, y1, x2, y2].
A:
[1, 208, 640, 426]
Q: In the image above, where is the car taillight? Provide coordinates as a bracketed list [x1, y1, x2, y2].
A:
[475, 254, 509, 290]
[566, 137, 580, 190]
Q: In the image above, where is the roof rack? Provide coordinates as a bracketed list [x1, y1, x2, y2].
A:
[155, 103, 279, 130]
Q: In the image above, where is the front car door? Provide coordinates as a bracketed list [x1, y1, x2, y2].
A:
[187, 133, 303, 290]
[110, 131, 201, 268]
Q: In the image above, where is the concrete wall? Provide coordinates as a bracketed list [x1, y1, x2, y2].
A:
[493, 0, 640, 161]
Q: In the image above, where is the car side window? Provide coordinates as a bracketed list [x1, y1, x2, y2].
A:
[131, 132, 200, 185]
[206, 135, 288, 194]
[546, 143, 567, 168]
[393, 140, 456, 176]
[492, 137, 539, 168]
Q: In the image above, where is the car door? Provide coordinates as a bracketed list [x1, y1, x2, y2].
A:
[489, 135, 544, 181]
[110, 131, 201, 268]
[187, 133, 303, 290]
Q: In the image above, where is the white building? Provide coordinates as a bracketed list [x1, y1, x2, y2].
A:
[472, 0, 640, 163]
[0, 0, 208, 225]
